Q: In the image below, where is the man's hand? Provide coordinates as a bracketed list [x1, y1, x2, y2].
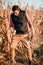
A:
[10, 27, 16, 35]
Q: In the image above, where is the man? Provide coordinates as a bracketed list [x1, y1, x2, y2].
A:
[10, 5, 35, 62]
[10, 5, 34, 35]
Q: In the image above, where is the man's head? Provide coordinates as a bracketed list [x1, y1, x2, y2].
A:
[12, 5, 20, 16]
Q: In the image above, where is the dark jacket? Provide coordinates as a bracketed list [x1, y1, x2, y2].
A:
[10, 10, 28, 34]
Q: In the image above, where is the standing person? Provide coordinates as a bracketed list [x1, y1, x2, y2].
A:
[10, 5, 35, 63]
[10, 5, 35, 35]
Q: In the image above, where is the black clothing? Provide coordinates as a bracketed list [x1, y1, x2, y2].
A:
[11, 10, 28, 34]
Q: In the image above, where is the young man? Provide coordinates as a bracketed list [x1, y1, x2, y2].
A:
[10, 5, 35, 62]
[10, 5, 34, 35]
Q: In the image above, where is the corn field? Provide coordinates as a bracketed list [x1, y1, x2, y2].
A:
[0, 0, 43, 65]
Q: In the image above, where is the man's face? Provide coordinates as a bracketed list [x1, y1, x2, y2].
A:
[14, 10, 20, 16]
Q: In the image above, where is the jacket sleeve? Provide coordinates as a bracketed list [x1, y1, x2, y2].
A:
[9, 16, 13, 27]
[25, 11, 32, 27]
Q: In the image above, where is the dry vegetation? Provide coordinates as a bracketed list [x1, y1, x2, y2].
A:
[0, 1, 43, 65]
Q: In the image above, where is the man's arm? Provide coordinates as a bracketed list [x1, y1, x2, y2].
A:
[25, 11, 35, 34]
[9, 16, 16, 35]
[9, 16, 13, 27]
[25, 11, 32, 27]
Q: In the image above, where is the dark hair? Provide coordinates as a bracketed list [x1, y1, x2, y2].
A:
[12, 5, 20, 11]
